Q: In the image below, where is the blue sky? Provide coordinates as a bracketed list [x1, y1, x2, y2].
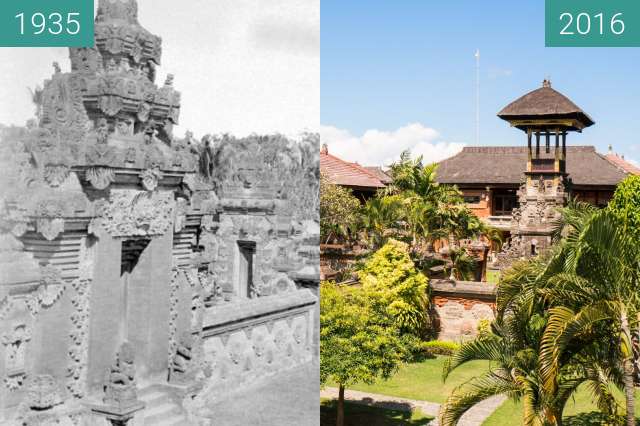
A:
[321, 0, 640, 166]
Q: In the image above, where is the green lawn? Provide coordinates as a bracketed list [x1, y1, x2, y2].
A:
[483, 386, 640, 425]
[329, 356, 492, 404]
[486, 269, 501, 284]
[320, 399, 433, 426]
[328, 356, 639, 425]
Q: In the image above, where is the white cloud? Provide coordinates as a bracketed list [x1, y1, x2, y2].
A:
[321, 123, 465, 166]
[488, 67, 513, 79]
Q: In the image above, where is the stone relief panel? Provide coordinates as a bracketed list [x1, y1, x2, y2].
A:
[186, 311, 312, 416]
[89, 190, 174, 238]
[435, 299, 495, 341]
[66, 278, 91, 399]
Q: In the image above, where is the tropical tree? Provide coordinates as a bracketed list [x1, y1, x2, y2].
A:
[540, 209, 640, 425]
[608, 175, 640, 239]
[359, 195, 402, 249]
[320, 173, 361, 244]
[439, 253, 624, 426]
[320, 282, 406, 426]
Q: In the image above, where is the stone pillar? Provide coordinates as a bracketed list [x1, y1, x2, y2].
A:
[87, 228, 124, 394]
[126, 231, 173, 383]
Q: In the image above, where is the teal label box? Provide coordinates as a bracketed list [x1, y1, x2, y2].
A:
[0, 0, 94, 47]
[546, 0, 640, 47]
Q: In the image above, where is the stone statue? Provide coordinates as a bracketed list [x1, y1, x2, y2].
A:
[52, 62, 61, 74]
[103, 342, 138, 408]
[199, 135, 214, 179]
[96, 118, 109, 144]
[170, 332, 199, 384]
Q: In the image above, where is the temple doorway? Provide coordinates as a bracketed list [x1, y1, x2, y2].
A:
[237, 241, 256, 298]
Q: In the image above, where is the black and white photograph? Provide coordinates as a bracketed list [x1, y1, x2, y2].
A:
[0, 0, 319, 425]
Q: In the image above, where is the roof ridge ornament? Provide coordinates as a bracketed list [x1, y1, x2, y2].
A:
[542, 78, 551, 88]
[96, 0, 139, 24]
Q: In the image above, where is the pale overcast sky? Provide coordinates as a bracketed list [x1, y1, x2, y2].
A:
[0, 0, 319, 138]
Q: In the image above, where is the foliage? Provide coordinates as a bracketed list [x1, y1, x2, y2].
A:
[440, 202, 640, 426]
[608, 174, 640, 239]
[358, 151, 490, 252]
[320, 173, 361, 244]
[446, 247, 477, 281]
[320, 282, 406, 388]
[420, 340, 461, 357]
[320, 399, 433, 426]
[476, 319, 491, 337]
[358, 240, 430, 338]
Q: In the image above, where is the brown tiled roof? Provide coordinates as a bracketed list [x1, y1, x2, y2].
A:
[436, 146, 627, 187]
[364, 166, 393, 184]
[320, 151, 386, 189]
[498, 82, 595, 129]
[604, 153, 640, 175]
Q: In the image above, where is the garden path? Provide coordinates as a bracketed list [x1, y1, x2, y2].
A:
[320, 387, 506, 425]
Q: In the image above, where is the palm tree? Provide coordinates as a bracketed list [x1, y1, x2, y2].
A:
[439, 255, 623, 426]
[360, 195, 402, 249]
[540, 210, 640, 426]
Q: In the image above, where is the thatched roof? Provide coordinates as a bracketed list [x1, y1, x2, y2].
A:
[436, 146, 627, 187]
[498, 81, 594, 130]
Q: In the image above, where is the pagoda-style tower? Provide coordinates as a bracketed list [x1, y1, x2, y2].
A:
[497, 80, 594, 258]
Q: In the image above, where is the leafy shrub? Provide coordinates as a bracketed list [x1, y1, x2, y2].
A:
[476, 319, 491, 336]
[420, 340, 461, 356]
[358, 240, 430, 337]
[608, 174, 640, 239]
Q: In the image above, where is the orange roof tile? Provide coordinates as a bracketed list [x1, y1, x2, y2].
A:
[320, 150, 386, 189]
[605, 153, 640, 175]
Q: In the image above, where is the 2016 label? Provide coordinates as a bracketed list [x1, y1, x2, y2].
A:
[559, 12, 625, 36]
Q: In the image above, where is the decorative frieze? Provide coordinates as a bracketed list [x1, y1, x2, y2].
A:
[67, 278, 91, 398]
[90, 190, 174, 238]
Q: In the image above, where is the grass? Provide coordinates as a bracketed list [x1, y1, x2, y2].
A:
[328, 356, 639, 425]
[482, 386, 640, 425]
[485, 269, 501, 284]
[320, 399, 433, 426]
[328, 356, 491, 404]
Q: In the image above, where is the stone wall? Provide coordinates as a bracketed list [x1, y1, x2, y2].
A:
[430, 279, 496, 341]
[183, 289, 316, 420]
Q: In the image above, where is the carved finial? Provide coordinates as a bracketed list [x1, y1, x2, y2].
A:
[53, 62, 61, 74]
[320, 143, 328, 155]
[542, 78, 551, 88]
[96, 0, 139, 23]
[608, 144, 613, 154]
[164, 74, 174, 87]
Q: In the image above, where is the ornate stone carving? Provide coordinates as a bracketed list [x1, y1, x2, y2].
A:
[139, 167, 162, 191]
[67, 278, 91, 398]
[43, 165, 70, 187]
[2, 324, 31, 377]
[168, 269, 180, 363]
[103, 342, 138, 408]
[251, 273, 297, 298]
[24, 375, 64, 410]
[169, 332, 199, 384]
[36, 218, 65, 241]
[91, 190, 174, 238]
[86, 167, 116, 190]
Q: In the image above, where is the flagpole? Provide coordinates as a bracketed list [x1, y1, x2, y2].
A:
[475, 49, 480, 146]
